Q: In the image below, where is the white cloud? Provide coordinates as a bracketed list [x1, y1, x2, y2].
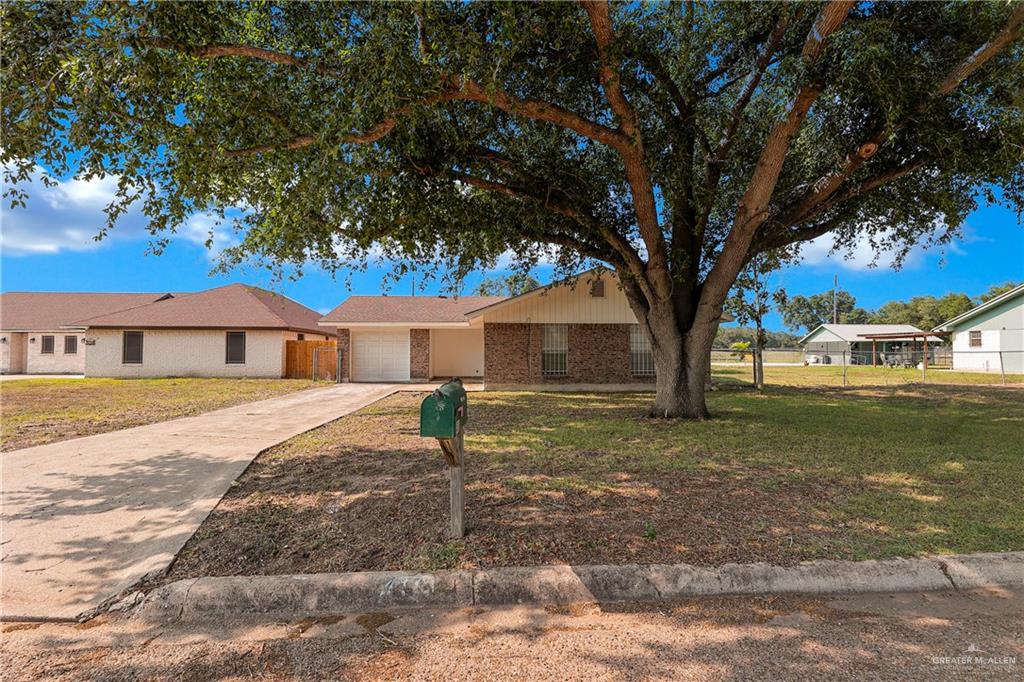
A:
[178, 213, 240, 260]
[799, 232, 929, 272]
[1, 167, 148, 255]
[1, 162, 241, 259]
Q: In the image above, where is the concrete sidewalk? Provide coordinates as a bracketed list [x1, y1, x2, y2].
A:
[1, 383, 400, 621]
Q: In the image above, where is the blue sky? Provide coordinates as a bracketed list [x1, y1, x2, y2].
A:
[1, 167, 1021, 331]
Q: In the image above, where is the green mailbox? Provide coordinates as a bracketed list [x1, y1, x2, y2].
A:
[420, 378, 468, 538]
[419, 378, 468, 439]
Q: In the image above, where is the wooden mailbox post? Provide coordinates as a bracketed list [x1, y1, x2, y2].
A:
[419, 379, 467, 539]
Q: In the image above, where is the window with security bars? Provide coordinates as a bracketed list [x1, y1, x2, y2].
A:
[541, 324, 568, 376]
[630, 325, 655, 376]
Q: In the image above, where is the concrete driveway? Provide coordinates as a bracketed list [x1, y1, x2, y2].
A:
[1, 383, 400, 621]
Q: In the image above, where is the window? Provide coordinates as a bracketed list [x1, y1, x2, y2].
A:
[630, 325, 655, 376]
[297, 333, 305, 341]
[541, 324, 568, 376]
[40, 335, 55, 354]
[969, 331, 982, 348]
[590, 279, 605, 298]
[64, 335, 78, 354]
[122, 331, 144, 364]
[226, 331, 246, 364]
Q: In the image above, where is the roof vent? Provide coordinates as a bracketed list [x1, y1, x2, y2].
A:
[590, 279, 605, 298]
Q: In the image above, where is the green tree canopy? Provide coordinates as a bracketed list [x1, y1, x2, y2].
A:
[979, 281, 1022, 302]
[870, 292, 975, 330]
[4, 1, 1022, 417]
[778, 290, 870, 333]
[474, 273, 541, 297]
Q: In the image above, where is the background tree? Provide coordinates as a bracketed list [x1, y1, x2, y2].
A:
[474, 273, 541, 297]
[979, 281, 1022, 302]
[714, 327, 801, 349]
[3, 1, 1022, 418]
[870, 293, 974, 330]
[778, 290, 871, 333]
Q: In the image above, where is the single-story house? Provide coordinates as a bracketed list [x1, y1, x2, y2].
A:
[319, 271, 730, 388]
[73, 284, 332, 377]
[799, 324, 944, 366]
[933, 284, 1023, 374]
[0, 285, 331, 377]
[0, 292, 170, 374]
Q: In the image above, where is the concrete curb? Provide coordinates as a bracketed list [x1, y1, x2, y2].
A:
[134, 551, 1024, 622]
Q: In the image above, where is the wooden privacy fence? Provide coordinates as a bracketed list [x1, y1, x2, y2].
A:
[285, 340, 339, 380]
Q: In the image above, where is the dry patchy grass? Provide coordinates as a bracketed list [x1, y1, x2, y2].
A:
[0, 377, 314, 451]
[168, 380, 1023, 578]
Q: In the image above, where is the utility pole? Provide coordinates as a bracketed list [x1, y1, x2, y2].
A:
[832, 274, 838, 324]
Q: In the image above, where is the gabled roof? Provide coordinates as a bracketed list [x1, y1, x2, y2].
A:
[799, 323, 931, 344]
[0, 292, 174, 331]
[933, 284, 1024, 332]
[72, 284, 330, 336]
[320, 296, 505, 326]
[464, 269, 606, 319]
[464, 269, 734, 322]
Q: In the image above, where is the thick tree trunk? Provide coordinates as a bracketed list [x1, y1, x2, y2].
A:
[641, 302, 717, 420]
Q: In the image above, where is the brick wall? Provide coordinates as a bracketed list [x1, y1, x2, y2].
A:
[484, 323, 655, 385]
[25, 330, 86, 374]
[335, 328, 350, 380]
[410, 328, 430, 380]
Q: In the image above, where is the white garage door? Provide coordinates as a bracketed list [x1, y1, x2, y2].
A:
[351, 330, 410, 382]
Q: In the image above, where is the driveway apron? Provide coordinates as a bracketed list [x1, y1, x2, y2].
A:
[1, 383, 399, 621]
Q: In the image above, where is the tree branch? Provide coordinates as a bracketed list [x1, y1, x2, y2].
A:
[936, 4, 1024, 96]
[696, 11, 794, 239]
[580, 0, 670, 298]
[768, 3, 1023, 231]
[696, 0, 853, 323]
[754, 156, 928, 253]
[131, 36, 340, 75]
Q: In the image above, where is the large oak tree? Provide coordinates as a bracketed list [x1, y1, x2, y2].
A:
[3, 1, 1022, 417]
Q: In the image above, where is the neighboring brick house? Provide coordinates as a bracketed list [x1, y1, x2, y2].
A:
[0, 292, 169, 374]
[0, 285, 331, 377]
[320, 272, 731, 388]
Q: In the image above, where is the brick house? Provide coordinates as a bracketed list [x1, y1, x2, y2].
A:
[320, 272, 731, 388]
[0, 292, 169, 374]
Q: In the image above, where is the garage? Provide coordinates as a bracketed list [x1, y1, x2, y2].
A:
[351, 330, 410, 382]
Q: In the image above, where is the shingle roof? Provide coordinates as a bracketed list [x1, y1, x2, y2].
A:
[320, 296, 506, 324]
[0, 292, 173, 331]
[72, 284, 330, 336]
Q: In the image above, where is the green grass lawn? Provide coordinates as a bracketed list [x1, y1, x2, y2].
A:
[715, 363, 1023, 387]
[168, 379, 1023, 579]
[0, 377, 314, 451]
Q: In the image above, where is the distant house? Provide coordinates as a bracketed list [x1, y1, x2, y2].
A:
[799, 324, 943, 366]
[0, 292, 170, 374]
[319, 271, 731, 387]
[0, 285, 331, 377]
[933, 284, 1024, 375]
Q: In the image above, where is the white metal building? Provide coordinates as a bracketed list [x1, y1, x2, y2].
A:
[933, 284, 1024, 375]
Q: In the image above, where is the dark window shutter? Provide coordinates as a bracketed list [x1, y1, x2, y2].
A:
[123, 332, 144, 364]
[226, 332, 246, 364]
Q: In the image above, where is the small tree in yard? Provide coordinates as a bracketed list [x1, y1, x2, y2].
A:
[726, 254, 781, 390]
[3, 2, 1022, 418]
